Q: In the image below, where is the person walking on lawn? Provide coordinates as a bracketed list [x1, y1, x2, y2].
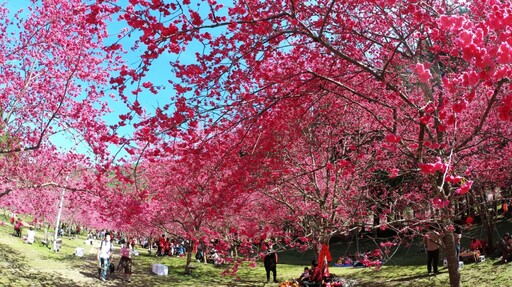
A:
[97, 232, 113, 281]
[118, 241, 133, 282]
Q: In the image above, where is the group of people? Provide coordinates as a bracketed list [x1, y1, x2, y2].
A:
[422, 225, 512, 275]
[297, 260, 324, 287]
[263, 244, 324, 287]
[11, 215, 512, 285]
[458, 237, 486, 262]
[57, 223, 81, 239]
[156, 234, 187, 257]
[7, 217, 133, 282]
[10, 216, 36, 244]
[332, 250, 381, 268]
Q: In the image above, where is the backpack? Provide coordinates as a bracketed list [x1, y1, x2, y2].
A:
[109, 261, 115, 274]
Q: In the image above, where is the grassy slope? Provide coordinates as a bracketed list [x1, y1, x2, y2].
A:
[1, 214, 512, 287]
[0, 219, 277, 287]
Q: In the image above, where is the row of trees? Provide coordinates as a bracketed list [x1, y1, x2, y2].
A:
[2, 1, 512, 286]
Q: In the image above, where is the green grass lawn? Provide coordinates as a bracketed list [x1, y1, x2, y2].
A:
[1, 215, 512, 286]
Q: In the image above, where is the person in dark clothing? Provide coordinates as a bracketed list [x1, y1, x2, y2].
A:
[195, 248, 204, 262]
[424, 228, 440, 275]
[454, 225, 462, 261]
[264, 244, 278, 283]
[14, 218, 23, 238]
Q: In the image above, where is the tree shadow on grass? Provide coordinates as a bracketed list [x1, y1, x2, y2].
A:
[373, 270, 448, 287]
[26, 246, 283, 287]
[75, 253, 130, 283]
[0, 242, 83, 287]
[79, 269, 100, 281]
[110, 265, 270, 287]
[389, 271, 441, 282]
[493, 260, 509, 266]
[226, 279, 268, 287]
[78, 269, 130, 286]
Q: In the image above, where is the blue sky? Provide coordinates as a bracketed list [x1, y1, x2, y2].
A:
[6, 0, 224, 162]
[5, 1, 175, 160]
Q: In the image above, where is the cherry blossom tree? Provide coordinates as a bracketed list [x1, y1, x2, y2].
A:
[4, 1, 512, 286]
[101, 127, 251, 272]
[102, 1, 512, 286]
[0, 0, 128, 240]
[2, 0, 122, 153]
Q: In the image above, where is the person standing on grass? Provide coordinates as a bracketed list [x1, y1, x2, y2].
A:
[264, 243, 278, 283]
[454, 225, 462, 262]
[10, 215, 16, 235]
[157, 234, 165, 256]
[118, 242, 133, 282]
[14, 218, 23, 238]
[97, 232, 113, 281]
[424, 227, 440, 275]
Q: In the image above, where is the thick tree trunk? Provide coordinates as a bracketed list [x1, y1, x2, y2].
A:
[486, 223, 495, 254]
[233, 244, 239, 260]
[184, 249, 193, 274]
[442, 232, 460, 287]
[203, 247, 208, 264]
[478, 186, 495, 254]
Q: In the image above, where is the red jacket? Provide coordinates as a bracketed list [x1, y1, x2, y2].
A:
[15, 221, 23, 229]
[470, 239, 482, 251]
[310, 266, 322, 282]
